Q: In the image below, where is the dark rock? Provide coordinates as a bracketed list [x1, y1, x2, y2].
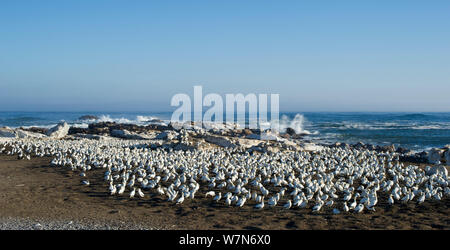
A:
[20, 127, 48, 135]
[79, 115, 99, 120]
[46, 122, 70, 139]
[280, 133, 291, 139]
[399, 153, 428, 164]
[243, 129, 253, 136]
[285, 127, 296, 136]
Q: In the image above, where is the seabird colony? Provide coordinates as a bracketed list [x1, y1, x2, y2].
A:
[0, 134, 449, 214]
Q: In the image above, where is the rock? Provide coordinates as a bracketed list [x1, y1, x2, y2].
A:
[425, 165, 448, 178]
[399, 154, 428, 164]
[110, 129, 150, 140]
[87, 122, 166, 135]
[79, 115, 99, 120]
[46, 122, 70, 139]
[155, 131, 178, 140]
[0, 127, 17, 138]
[203, 135, 237, 148]
[285, 127, 296, 136]
[15, 129, 46, 139]
[428, 148, 444, 164]
[396, 147, 410, 154]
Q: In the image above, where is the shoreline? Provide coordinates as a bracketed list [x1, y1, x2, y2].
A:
[4, 120, 449, 164]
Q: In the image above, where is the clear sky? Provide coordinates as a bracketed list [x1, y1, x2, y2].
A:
[1, 0, 449, 112]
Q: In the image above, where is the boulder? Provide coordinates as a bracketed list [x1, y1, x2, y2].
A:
[285, 127, 296, 136]
[148, 119, 164, 124]
[203, 135, 237, 148]
[242, 129, 253, 136]
[445, 150, 450, 166]
[428, 148, 444, 164]
[396, 147, 410, 154]
[0, 127, 17, 138]
[79, 115, 99, 120]
[248, 146, 265, 153]
[46, 122, 70, 139]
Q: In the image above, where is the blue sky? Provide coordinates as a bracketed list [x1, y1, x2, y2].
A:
[1, 0, 449, 112]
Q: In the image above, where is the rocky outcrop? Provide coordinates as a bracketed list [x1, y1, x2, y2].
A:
[425, 165, 448, 178]
[156, 131, 178, 140]
[21, 127, 48, 135]
[0, 127, 17, 138]
[79, 115, 99, 120]
[46, 122, 70, 139]
[204, 135, 237, 148]
[15, 129, 47, 139]
[285, 127, 296, 136]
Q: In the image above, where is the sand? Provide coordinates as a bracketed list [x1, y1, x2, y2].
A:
[0, 155, 449, 230]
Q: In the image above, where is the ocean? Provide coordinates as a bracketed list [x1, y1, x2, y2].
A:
[1, 111, 449, 151]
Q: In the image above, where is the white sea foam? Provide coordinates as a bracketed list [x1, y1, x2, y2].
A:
[80, 115, 166, 125]
[272, 114, 319, 135]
